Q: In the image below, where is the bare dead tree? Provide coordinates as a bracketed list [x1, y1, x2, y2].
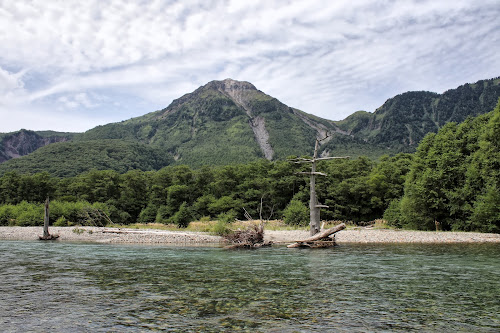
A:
[78, 206, 113, 226]
[39, 197, 59, 240]
[292, 135, 349, 236]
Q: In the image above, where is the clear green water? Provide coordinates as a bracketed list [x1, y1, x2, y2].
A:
[0, 241, 499, 332]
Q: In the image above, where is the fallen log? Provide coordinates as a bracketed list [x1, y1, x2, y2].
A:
[287, 223, 346, 248]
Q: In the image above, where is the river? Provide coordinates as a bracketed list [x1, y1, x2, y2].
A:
[0, 241, 498, 332]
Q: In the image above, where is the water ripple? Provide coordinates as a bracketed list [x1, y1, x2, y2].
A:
[0, 241, 498, 332]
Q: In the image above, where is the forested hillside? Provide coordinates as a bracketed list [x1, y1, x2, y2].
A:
[338, 77, 500, 148]
[0, 140, 173, 177]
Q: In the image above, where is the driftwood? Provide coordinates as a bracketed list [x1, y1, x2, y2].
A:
[223, 223, 273, 249]
[287, 223, 346, 248]
[102, 229, 151, 234]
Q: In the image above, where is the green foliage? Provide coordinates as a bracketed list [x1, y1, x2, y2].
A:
[1, 100, 498, 234]
[0, 204, 15, 226]
[138, 204, 158, 223]
[210, 220, 232, 236]
[54, 216, 69, 227]
[0, 129, 75, 164]
[155, 205, 170, 224]
[469, 185, 500, 233]
[383, 199, 403, 228]
[210, 211, 237, 236]
[217, 210, 237, 224]
[283, 199, 308, 226]
[0, 140, 173, 177]
[0, 155, 414, 228]
[2, 77, 500, 174]
[171, 202, 192, 228]
[394, 99, 500, 232]
[12, 202, 44, 226]
[334, 77, 500, 149]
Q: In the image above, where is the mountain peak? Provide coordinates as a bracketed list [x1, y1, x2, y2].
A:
[205, 78, 257, 94]
[202, 79, 259, 110]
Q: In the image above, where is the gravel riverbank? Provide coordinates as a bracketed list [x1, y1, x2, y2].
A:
[0, 226, 222, 244]
[265, 228, 500, 244]
[1, 226, 499, 245]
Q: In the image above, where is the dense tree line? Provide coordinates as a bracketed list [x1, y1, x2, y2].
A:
[0, 154, 411, 228]
[384, 100, 500, 233]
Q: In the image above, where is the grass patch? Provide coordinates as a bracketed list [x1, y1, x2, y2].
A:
[108, 219, 380, 233]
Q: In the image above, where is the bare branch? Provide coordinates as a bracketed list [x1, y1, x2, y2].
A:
[314, 156, 350, 161]
[296, 171, 327, 176]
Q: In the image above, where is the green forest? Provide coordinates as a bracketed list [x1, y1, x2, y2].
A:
[1, 100, 498, 233]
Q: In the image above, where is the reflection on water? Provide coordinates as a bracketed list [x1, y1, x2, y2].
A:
[0, 241, 499, 332]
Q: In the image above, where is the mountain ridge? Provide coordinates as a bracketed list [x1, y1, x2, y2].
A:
[1, 76, 499, 175]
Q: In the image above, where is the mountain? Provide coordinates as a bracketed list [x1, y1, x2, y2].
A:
[0, 129, 75, 163]
[74, 79, 357, 166]
[335, 77, 500, 147]
[0, 77, 499, 176]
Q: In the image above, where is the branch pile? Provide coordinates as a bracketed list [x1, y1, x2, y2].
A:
[224, 223, 272, 249]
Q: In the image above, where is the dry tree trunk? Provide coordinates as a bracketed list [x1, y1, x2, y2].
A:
[43, 197, 50, 238]
[39, 197, 59, 240]
[287, 223, 345, 248]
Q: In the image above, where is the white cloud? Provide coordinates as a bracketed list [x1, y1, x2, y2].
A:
[0, 67, 28, 105]
[57, 92, 97, 109]
[0, 0, 499, 131]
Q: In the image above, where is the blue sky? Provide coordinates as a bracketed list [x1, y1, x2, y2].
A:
[1, 0, 499, 133]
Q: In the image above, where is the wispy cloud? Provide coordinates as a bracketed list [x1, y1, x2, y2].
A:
[0, 0, 499, 132]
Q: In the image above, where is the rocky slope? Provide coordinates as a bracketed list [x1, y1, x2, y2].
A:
[0, 130, 74, 163]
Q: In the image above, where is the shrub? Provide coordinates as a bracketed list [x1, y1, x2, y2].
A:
[14, 202, 43, 226]
[50, 200, 87, 224]
[54, 216, 69, 227]
[172, 202, 192, 228]
[199, 216, 211, 222]
[138, 204, 158, 223]
[118, 211, 132, 224]
[210, 211, 237, 235]
[383, 199, 403, 228]
[283, 200, 308, 226]
[0, 205, 15, 226]
[155, 205, 170, 224]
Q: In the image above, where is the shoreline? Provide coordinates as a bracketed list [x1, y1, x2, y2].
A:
[0, 226, 499, 245]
